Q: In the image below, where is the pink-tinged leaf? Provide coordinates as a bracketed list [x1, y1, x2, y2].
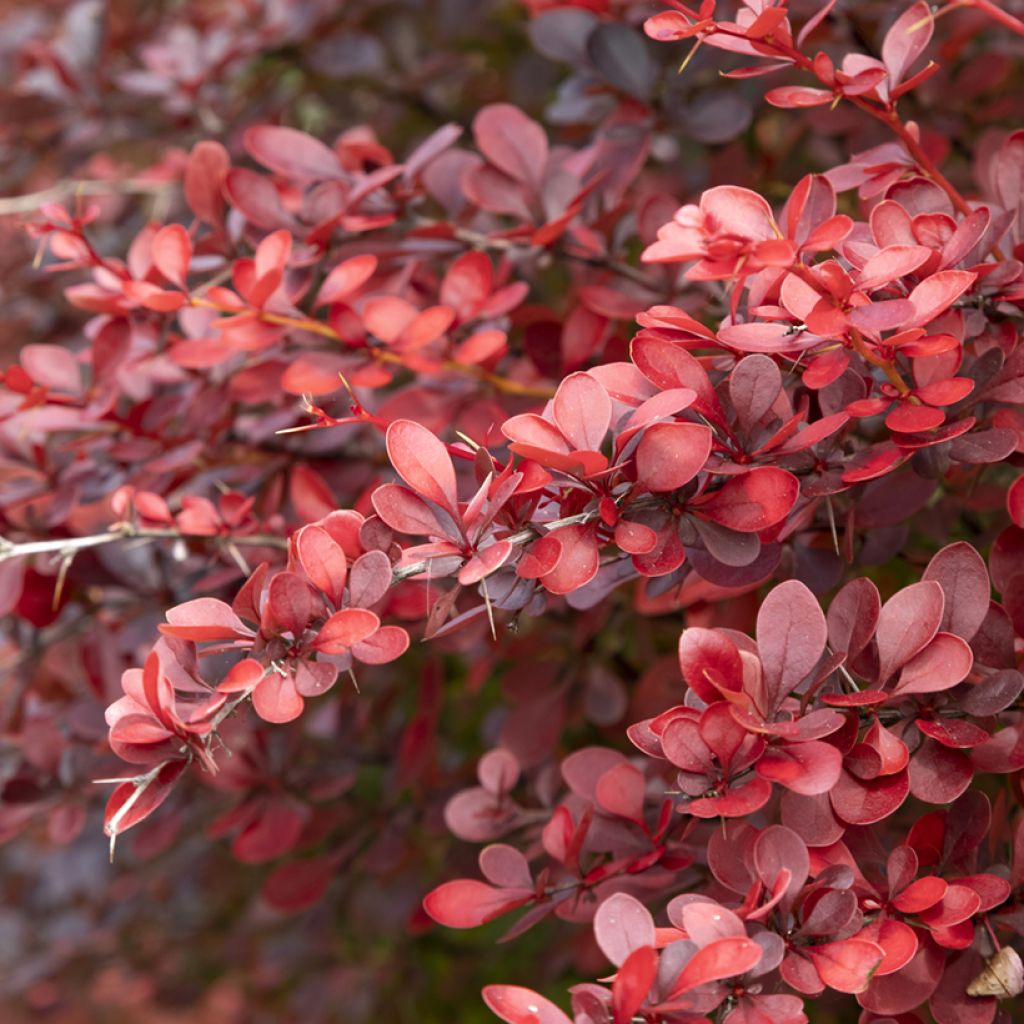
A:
[807, 940, 883, 993]
[480, 845, 532, 890]
[473, 104, 548, 187]
[184, 140, 229, 227]
[701, 186, 775, 241]
[217, 659, 264, 694]
[643, 11, 694, 41]
[222, 168, 295, 230]
[19, 344, 82, 393]
[595, 762, 646, 827]
[243, 125, 340, 181]
[161, 598, 251, 641]
[423, 879, 532, 929]
[915, 377, 973, 406]
[906, 270, 976, 328]
[458, 540, 514, 586]
[517, 535, 562, 579]
[882, 1, 933, 85]
[635, 422, 712, 493]
[892, 876, 947, 914]
[552, 372, 611, 452]
[386, 420, 458, 514]
[104, 760, 187, 841]
[670, 937, 763, 995]
[315, 608, 380, 653]
[678, 628, 744, 704]
[352, 625, 409, 665]
[594, 892, 656, 967]
[907, 740, 973, 804]
[766, 85, 833, 108]
[694, 468, 799, 532]
[827, 577, 881, 658]
[482, 986, 572, 1024]
[679, 905, 745, 942]
[893, 633, 973, 694]
[540, 524, 599, 595]
[440, 251, 493, 320]
[1008, 476, 1024, 528]
[857, 244, 932, 290]
[612, 946, 658, 1024]
[296, 525, 347, 606]
[150, 224, 191, 289]
[264, 572, 320, 637]
[316, 254, 377, 305]
[875, 580, 944, 681]
[232, 798, 306, 863]
[262, 856, 336, 912]
[830, 769, 909, 825]
[718, 322, 816, 353]
[372, 483, 459, 540]
[252, 671, 304, 724]
[885, 403, 945, 433]
[124, 281, 187, 312]
[363, 295, 418, 343]
[757, 580, 827, 714]
[922, 541, 990, 642]
[756, 741, 842, 796]
[687, 776, 772, 818]
[281, 353, 348, 396]
[918, 884, 982, 927]
[858, 936, 944, 1014]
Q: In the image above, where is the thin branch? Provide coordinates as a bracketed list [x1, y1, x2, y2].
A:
[0, 525, 289, 564]
[0, 178, 175, 217]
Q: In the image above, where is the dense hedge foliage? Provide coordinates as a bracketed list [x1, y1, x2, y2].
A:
[3, 1, 1024, 1021]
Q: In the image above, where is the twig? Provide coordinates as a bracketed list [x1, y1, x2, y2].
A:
[0, 178, 176, 217]
[0, 525, 289, 564]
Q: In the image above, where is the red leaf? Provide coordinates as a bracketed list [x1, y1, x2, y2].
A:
[552, 372, 612, 452]
[670, 937, 763, 995]
[372, 483, 459, 540]
[875, 580, 944, 681]
[482, 986, 572, 1024]
[612, 946, 658, 1024]
[473, 104, 548, 187]
[635, 422, 712, 492]
[906, 270, 976, 328]
[252, 671, 304, 724]
[316, 254, 377, 305]
[678, 627, 744, 704]
[756, 741, 842, 795]
[540, 524, 599, 595]
[594, 892, 656, 967]
[595, 762, 646, 826]
[386, 420, 458, 515]
[440, 251, 493, 321]
[150, 224, 191, 289]
[352, 625, 410, 665]
[893, 632, 973, 694]
[262, 856, 336, 912]
[296, 525, 348, 606]
[104, 760, 187, 841]
[184, 140, 229, 227]
[315, 608, 380, 653]
[882, 1, 934, 85]
[160, 598, 251, 641]
[694, 468, 799, 532]
[243, 125, 341, 181]
[423, 879, 532, 929]
[757, 580, 827, 714]
[807, 939, 884, 993]
[830, 769, 909, 825]
[1008, 476, 1024, 528]
[765, 86, 834, 108]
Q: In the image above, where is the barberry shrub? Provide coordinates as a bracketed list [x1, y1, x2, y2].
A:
[4, 0, 1024, 1020]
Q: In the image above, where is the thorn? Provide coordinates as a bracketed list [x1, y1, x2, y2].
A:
[481, 576, 497, 642]
[825, 496, 840, 555]
[348, 668, 360, 694]
[455, 430, 481, 452]
[678, 37, 702, 75]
